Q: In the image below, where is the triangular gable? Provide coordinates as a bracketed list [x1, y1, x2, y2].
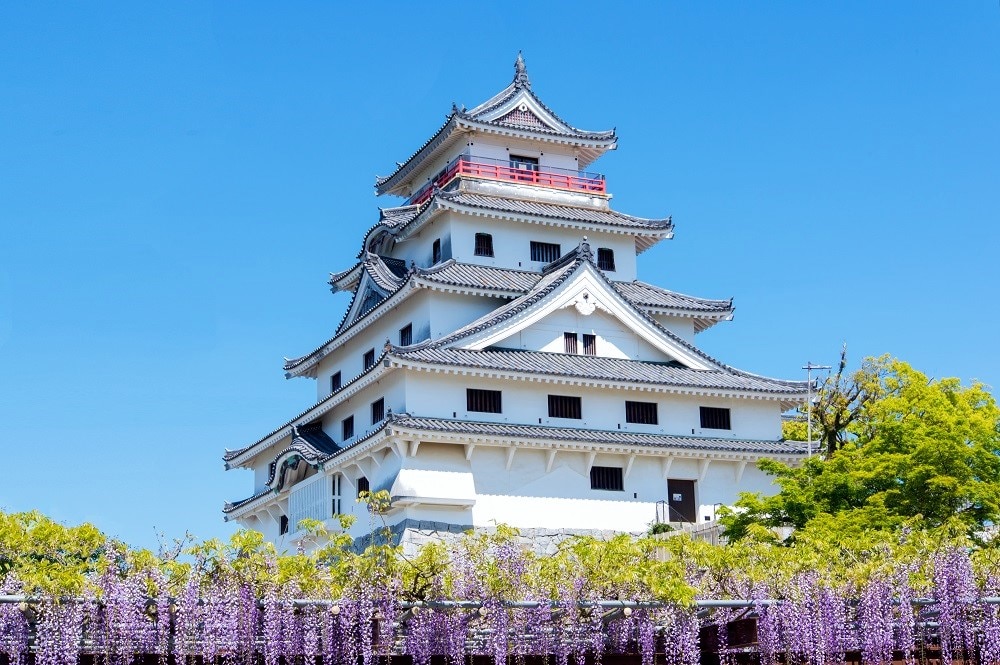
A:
[339, 271, 391, 333]
[470, 88, 579, 136]
[446, 259, 719, 372]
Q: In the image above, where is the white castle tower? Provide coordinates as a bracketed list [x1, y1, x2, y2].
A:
[223, 55, 809, 549]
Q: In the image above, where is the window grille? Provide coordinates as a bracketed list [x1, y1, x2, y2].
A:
[530, 241, 561, 263]
[597, 248, 616, 271]
[432, 238, 442, 264]
[356, 476, 370, 498]
[342, 415, 354, 440]
[399, 323, 412, 346]
[332, 474, 342, 516]
[474, 233, 494, 257]
[582, 334, 597, 356]
[467, 388, 502, 413]
[509, 154, 539, 170]
[590, 466, 624, 491]
[626, 400, 659, 425]
[330, 371, 342, 392]
[563, 332, 578, 354]
[700, 406, 732, 430]
[363, 348, 375, 370]
[371, 398, 385, 424]
[548, 394, 582, 419]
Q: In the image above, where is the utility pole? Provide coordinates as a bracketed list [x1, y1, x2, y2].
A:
[802, 362, 831, 457]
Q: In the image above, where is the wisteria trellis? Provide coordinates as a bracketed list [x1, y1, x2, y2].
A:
[4, 546, 1000, 665]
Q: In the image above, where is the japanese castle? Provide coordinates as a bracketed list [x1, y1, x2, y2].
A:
[223, 55, 810, 549]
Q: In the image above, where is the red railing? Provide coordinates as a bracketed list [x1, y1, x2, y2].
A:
[408, 155, 606, 205]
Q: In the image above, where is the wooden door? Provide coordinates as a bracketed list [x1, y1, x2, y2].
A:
[666, 479, 696, 523]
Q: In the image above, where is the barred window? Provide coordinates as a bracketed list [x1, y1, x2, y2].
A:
[331, 474, 342, 516]
[399, 323, 412, 346]
[342, 415, 354, 440]
[530, 241, 561, 263]
[548, 394, 582, 419]
[356, 476, 370, 498]
[626, 400, 659, 425]
[597, 248, 616, 271]
[563, 332, 578, 354]
[432, 238, 442, 264]
[363, 348, 375, 370]
[474, 233, 494, 257]
[467, 388, 502, 413]
[330, 371, 342, 392]
[582, 334, 597, 356]
[700, 406, 732, 430]
[371, 398, 385, 424]
[590, 466, 624, 491]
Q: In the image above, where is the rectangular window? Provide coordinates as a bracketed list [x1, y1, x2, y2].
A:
[597, 248, 616, 272]
[509, 154, 539, 171]
[279, 515, 289, 535]
[590, 466, 624, 491]
[563, 332, 578, 354]
[330, 371, 342, 392]
[582, 334, 597, 356]
[626, 400, 659, 425]
[371, 398, 385, 424]
[332, 474, 342, 516]
[474, 233, 494, 257]
[363, 348, 375, 370]
[342, 415, 354, 440]
[399, 323, 412, 346]
[356, 476, 370, 498]
[548, 394, 582, 420]
[700, 406, 732, 430]
[530, 241, 561, 263]
[432, 238, 442, 264]
[467, 388, 502, 413]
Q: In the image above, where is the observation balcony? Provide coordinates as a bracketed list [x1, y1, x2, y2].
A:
[408, 154, 606, 205]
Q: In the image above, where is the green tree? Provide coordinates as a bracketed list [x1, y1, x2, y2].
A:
[722, 357, 1000, 540]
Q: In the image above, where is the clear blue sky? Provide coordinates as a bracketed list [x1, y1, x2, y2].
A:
[1, 3, 998, 550]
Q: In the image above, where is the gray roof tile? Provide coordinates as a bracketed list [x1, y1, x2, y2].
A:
[388, 415, 808, 456]
[392, 347, 807, 396]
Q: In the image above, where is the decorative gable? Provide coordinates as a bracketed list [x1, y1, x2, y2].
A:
[496, 106, 548, 130]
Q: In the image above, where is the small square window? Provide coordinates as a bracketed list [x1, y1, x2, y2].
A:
[363, 348, 375, 371]
[330, 371, 342, 392]
[467, 388, 502, 413]
[548, 394, 582, 419]
[597, 248, 616, 272]
[474, 233, 494, 257]
[625, 400, 658, 425]
[530, 241, 561, 263]
[582, 334, 596, 356]
[342, 415, 354, 440]
[590, 466, 624, 491]
[563, 332, 578, 354]
[371, 398, 385, 425]
[399, 323, 412, 346]
[700, 406, 731, 430]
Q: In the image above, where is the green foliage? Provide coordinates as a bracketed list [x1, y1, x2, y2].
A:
[0, 510, 108, 594]
[722, 357, 1000, 541]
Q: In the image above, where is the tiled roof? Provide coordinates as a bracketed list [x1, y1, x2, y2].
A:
[391, 347, 808, 396]
[388, 415, 809, 456]
[415, 260, 540, 294]
[614, 281, 732, 313]
[435, 190, 673, 232]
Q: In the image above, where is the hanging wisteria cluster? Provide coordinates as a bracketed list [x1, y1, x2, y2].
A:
[7, 532, 1000, 665]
